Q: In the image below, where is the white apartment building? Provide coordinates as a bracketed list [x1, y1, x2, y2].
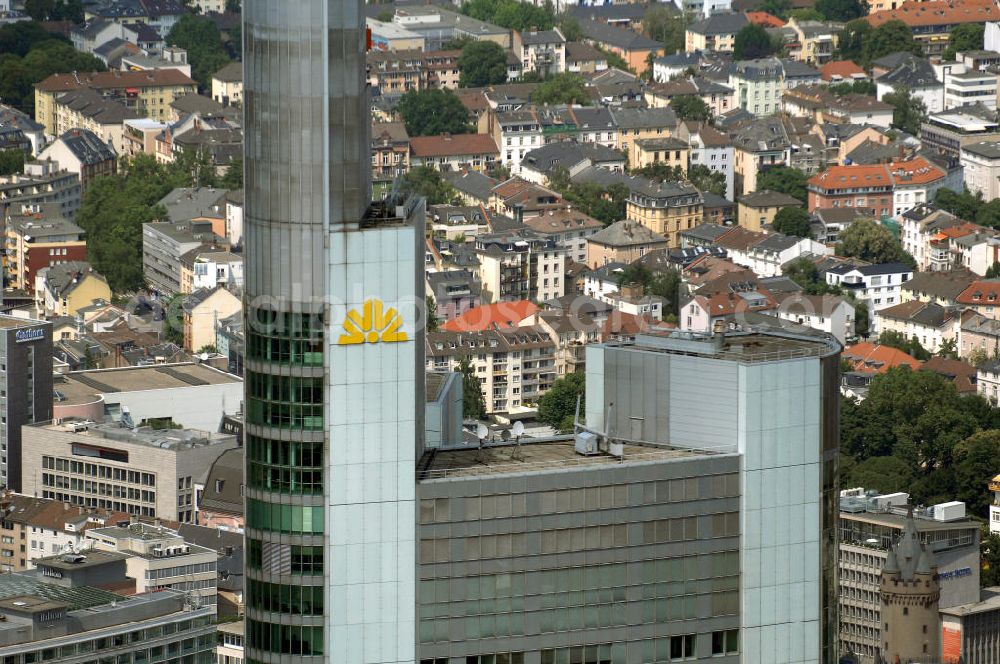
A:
[774, 293, 856, 345]
[825, 262, 914, 328]
[676, 122, 736, 201]
[875, 300, 960, 353]
[425, 327, 558, 413]
[515, 28, 566, 76]
[944, 70, 998, 110]
[475, 232, 566, 303]
[730, 58, 784, 117]
[729, 233, 831, 278]
[961, 141, 1000, 200]
[493, 109, 542, 176]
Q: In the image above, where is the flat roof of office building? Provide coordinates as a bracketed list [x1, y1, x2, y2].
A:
[53, 362, 240, 405]
[420, 439, 711, 479]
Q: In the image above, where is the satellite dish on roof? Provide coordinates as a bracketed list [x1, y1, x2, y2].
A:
[512, 421, 524, 438]
[476, 423, 488, 441]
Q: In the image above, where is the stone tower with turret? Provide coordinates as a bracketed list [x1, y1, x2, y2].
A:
[879, 508, 941, 663]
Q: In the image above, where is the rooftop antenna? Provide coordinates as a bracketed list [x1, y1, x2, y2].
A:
[510, 421, 525, 461]
[475, 422, 489, 464]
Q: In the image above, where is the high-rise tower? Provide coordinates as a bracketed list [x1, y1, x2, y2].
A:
[243, 1, 424, 662]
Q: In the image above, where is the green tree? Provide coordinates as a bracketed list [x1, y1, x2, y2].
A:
[538, 372, 585, 431]
[986, 261, 1000, 278]
[0, 39, 105, 113]
[669, 95, 711, 121]
[943, 23, 984, 61]
[841, 455, 915, 495]
[863, 20, 921, 64]
[167, 14, 232, 90]
[687, 164, 727, 197]
[733, 23, 775, 60]
[938, 337, 958, 359]
[162, 293, 186, 345]
[220, 157, 243, 189]
[648, 268, 684, 317]
[878, 330, 931, 361]
[816, 0, 863, 22]
[883, 85, 927, 135]
[789, 8, 824, 21]
[783, 257, 842, 294]
[644, 5, 688, 55]
[975, 199, 1000, 230]
[968, 347, 990, 368]
[758, 0, 792, 19]
[0, 20, 59, 57]
[461, 0, 555, 31]
[935, 187, 982, 220]
[225, 0, 240, 12]
[837, 219, 916, 266]
[771, 206, 812, 237]
[854, 300, 870, 338]
[75, 154, 191, 293]
[459, 356, 487, 420]
[458, 40, 508, 87]
[426, 296, 439, 333]
[633, 163, 686, 181]
[953, 430, 1000, 516]
[0, 149, 25, 176]
[827, 80, 877, 96]
[376, 8, 393, 22]
[558, 16, 582, 42]
[26, 0, 83, 22]
[402, 167, 458, 205]
[836, 19, 871, 63]
[756, 166, 810, 203]
[983, 531, 1000, 587]
[531, 73, 592, 105]
[397, 88, 472, 137]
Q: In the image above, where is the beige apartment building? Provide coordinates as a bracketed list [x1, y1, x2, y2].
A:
[626, 179, 704, 247]
[22, 420, 240, 523]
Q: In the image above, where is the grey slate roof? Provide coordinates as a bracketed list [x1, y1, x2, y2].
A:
[213, 61, 243, 83]
[738, 190, 802, 208]
[520, 29, 565, 45]
[442, 170, 498, 202]
[609, 106, 678, 131]
[588, 220, 667, 247]
[158, 187, 229, 222]
[879, 58, 940, 89]
[58, 129, 116, 165]
[681, 222, 730, 243]
[170, 93, 226, 116]
[687, 13, 748, 35]
[522, 141, 625, 173]
[962, 140, 1000, 159]
[41, 262, 106, 298]
[580, 20, 661, 50]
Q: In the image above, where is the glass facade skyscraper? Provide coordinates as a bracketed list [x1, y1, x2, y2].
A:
[243, 1, 424, 662]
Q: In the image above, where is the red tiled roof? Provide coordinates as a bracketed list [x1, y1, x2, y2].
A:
[867, 0, 1000, 28]
[442, 301, 540, 332]
[746, 11, 786, 27]
[820, 60, 867, 81]
[36, 69, 196, 92]
[956, 280, 1000, 305]
[809, 164, 891, 189]
[887, 157, 947, 185]
[842, 342, 921, 373]
[409, 133, 499, 158]
[693, 289, 777, 316]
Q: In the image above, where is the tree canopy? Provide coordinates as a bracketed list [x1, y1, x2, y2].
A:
[771, 206, 812, 237]
[458, 40, 508, 88]
[546, 166, 628, 225]
[538, 372, 585, 431]
[840, 367, 1000, 507]
[531, 73, 592, 106]
[167, 14, 232, 91]
[878, 330, 931, 361]
[944, 23, 984, 61]
[836, 219, 915, 266]
[827, 80, 876, 96]
[402, 166, 458, 205]
[459, 356, 487, 420]
[644, 5, 688, 55]
[460, 0, 555, 31]
[0, 149, 25, 176]
[75, 155, 192, 293]
[836, 19, 871, 63]
[756, 166, 809, 203]
[815, 0, 864, 22]
[883, 85, 927, 135]
[783, 257, 842, 295]
[397, 88, 472, 137]
[733, 23, 776, 60]
[863, 20, 921, 64]
[688, 164, 727, 198]
[669, 95, 711, 121]
[0, 38, 105, 113]
[24, 0, 83, 22]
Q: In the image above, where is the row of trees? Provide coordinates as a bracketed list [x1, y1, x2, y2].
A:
[0, 22, 105, 113]
[841, 367, 1000, 516]
[75, 152, 241, 294]
[935, 188, 1000, 230]
[166, 14, 235, 90]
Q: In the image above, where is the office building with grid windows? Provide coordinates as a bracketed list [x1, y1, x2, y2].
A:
[0, 315, 51, 492]
[242, 0, 424, 661]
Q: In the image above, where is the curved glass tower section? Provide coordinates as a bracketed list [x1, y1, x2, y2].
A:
[243, 1, 423, 662]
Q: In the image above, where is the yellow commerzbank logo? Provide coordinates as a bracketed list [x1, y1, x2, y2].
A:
[337, 299, 408, 345]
